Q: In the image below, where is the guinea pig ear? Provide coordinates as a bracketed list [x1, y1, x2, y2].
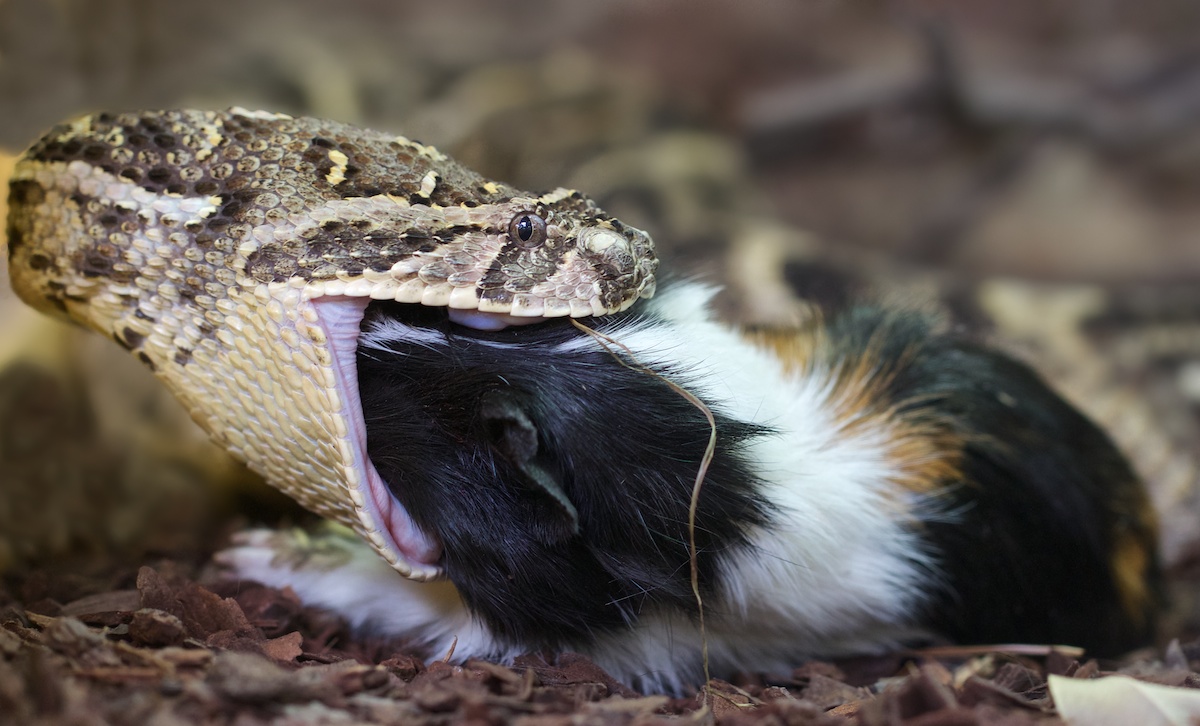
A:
[478, 389, 580, 540]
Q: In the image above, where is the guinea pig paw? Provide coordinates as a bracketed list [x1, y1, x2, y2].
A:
[214, 524, 486, 649]
[213, 528, 294, 590]
[215, 523, 364, 587]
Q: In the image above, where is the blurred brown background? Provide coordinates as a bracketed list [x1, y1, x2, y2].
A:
[0, 0, 1197, 634]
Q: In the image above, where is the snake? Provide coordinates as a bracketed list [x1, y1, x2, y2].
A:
[5, 107, 658, 580]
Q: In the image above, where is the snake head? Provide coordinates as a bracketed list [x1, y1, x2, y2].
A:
[6, 108, 658, 579]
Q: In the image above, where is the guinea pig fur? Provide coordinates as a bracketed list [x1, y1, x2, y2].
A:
[222, 279, 1163, 695]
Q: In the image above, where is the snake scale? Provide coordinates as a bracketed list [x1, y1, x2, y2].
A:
[5, 107, 658, 580]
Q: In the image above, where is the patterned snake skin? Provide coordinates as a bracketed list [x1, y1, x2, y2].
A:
[5, 108, 658, 579]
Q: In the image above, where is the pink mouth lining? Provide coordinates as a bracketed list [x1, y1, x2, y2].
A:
[447, 309, 548, 330]
[308, 296, 444, 579]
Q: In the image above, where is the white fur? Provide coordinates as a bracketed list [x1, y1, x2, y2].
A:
[219, 527, 522, 663]
[563, 282, 936, 691]
[222, 281, 938, 693]
[360, 317, 527, 353]
[359, 318, 453, 353]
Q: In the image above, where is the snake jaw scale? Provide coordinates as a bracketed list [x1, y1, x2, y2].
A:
[6, 108, 658, 578]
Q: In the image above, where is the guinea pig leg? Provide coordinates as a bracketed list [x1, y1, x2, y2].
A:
[215, 524, 520, 663]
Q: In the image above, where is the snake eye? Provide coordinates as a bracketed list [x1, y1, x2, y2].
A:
[508, 212, 546, 248]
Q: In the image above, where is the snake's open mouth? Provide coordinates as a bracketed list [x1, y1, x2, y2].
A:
[311, 296, 556, 580]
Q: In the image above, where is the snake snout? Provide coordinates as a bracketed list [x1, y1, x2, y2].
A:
[575, 223, 658, 314]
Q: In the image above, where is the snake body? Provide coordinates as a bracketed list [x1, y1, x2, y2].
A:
[6, 108, 657, 579]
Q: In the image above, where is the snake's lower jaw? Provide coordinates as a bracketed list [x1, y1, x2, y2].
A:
[305, 296, 446, 580]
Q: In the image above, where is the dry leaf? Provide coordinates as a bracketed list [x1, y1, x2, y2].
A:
[262, 631, 304, 663]
[137, 567, 254, 639]
[60, 590, 142, 617]
[1049, 674, 1200, 726]
[799, 673, 864, 710]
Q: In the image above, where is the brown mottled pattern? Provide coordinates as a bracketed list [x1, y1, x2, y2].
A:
[13, 110, 655, 302]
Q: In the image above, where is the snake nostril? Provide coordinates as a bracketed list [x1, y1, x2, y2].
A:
[578, 227, 628, 258]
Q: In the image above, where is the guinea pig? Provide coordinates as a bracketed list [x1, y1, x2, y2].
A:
[222, 277, 1164, 694]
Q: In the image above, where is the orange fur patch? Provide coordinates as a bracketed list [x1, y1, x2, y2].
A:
[1109, 495, 1161, 627]
[746, 326, 965, 498]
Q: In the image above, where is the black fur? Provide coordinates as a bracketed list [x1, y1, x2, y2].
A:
[356, 302, 770, 649]
[821, 306, 1164, 654]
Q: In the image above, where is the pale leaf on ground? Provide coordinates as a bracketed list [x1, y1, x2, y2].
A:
[1049, 674, 1200, 726]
